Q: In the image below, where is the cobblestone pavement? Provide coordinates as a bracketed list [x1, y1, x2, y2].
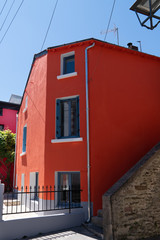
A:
[18, 226, 101, 240]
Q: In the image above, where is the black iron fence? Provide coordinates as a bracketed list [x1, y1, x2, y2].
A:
[3, 186, 82, 215]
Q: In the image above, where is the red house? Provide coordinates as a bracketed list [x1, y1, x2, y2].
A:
[15, 38, 160, 218]
[0, 96, 21, 188]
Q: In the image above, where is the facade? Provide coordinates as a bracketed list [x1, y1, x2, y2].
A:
[16, 38, 160, 217]
[0, 99, 20, 188]
[0, 100, 20, 133]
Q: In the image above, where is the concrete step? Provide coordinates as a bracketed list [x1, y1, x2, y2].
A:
[91, 216, 103, 228]
[82, 223, 103, 239]
[97, 209, 103, 218]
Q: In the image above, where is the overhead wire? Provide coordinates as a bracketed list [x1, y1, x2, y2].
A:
[91, 0, 117, 78]
[0, 0, 15, 31]
[40, 0, 59, 51]
[104, 0, 117, 41]
[0, 0, 7, 16]
[0, 0, 24, 45]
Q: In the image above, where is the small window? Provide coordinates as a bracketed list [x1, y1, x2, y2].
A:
[23, 96, 28, 113]
[0, 108, 3, 116]
[0, 124, 4, 131]
[61, 52, 75, 75]
[56, 97, 79, 139]
[25, 96, 28, 109]
[22, 125, 27, 153]
[63, 55, 75, 74]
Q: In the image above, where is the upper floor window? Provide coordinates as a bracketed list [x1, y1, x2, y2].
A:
[63, 55, 75, 74]
[0, 124, 4, 131]
[22, 125, 27, 153]
[56, 96, 79, 139]
[23, 96, 28, 113]
[25, 96, 28, 108]
[0, 108, 3, 116]
[61, 51, 75, 75]
[57, 51, 77, 80]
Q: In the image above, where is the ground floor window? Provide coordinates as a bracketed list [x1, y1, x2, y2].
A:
[58, 172, 80, 206]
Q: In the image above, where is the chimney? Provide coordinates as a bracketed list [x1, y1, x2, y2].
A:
[127, 42, 138, 51]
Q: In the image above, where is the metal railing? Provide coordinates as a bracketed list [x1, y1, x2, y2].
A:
[3, 186, 82, 215]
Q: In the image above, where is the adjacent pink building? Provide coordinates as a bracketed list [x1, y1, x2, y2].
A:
[0, 95, 21, 189]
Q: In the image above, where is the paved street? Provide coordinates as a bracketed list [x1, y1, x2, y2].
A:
[18, 226, 101, 240]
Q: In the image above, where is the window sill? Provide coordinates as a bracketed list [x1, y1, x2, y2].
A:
[51, 137, 83, 143]
[57, 72, 77, 80]
[20, 152, 26, 157]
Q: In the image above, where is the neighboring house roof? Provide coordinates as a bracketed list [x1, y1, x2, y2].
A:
[0, 101, 20, 111]
[20, 37, 160, 112]
[9, 94, 22, 104]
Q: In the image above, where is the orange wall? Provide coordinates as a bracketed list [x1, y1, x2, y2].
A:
[88, 42, 160, 214]
[16, 39, 160, 215]
[16, 54, 48, 187]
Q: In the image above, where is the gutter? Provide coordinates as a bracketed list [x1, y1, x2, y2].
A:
[85, 42, 95, 222]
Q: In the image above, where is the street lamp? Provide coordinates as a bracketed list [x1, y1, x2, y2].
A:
[130, 0, 160, 30]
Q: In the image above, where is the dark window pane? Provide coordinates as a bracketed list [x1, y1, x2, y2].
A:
[0, 108, 3, 116]
[71, 173, 80, 203]
[58, 172, 80, 205]
[57, 97, 79, 138]
[63, 55, 75, 74]
[71, 100, 77, 136]
[0, 125, 4, 131]
[60, 173, 69, 202]
[22, 126, 27, 152]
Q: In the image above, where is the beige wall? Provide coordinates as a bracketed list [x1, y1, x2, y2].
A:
[103, 144, 160, 240]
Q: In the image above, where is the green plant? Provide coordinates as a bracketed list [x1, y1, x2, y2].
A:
[0, 129, 15, 190]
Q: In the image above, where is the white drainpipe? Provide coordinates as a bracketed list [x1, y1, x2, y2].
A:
[13, 113, 18, 189]
[85, 42, 95, 222]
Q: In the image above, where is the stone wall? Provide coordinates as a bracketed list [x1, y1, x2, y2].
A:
[103, 143, 160, 240]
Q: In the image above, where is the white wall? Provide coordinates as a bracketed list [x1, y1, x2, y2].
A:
[0, 212, 84, 240]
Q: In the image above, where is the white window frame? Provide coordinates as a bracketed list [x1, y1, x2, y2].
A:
[51, 95, 83, 143]
[23, 96, 28, 113]
[57, 51, 77, 80]
[55, 171, 81, 207]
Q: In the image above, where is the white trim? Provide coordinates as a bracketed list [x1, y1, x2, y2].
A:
[57, 72, 77, 80]
[54, 95, 80, 139]
[20, 152, 26, 157]
[51, 137, 83, 143]
[60, 51, 75, 74]
[23, 96, 28, 113]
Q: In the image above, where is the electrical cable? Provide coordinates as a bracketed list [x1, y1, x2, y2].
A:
[90, 0, 117, 78]
[0, 0, 24, 45]
[0, 0, 15, 31]
[40, 0, 59, 51]
[0, 0, 7, 16]
[104, 0, 116, 41]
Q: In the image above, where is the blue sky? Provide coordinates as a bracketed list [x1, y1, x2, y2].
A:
[0, 0, 160, 102]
